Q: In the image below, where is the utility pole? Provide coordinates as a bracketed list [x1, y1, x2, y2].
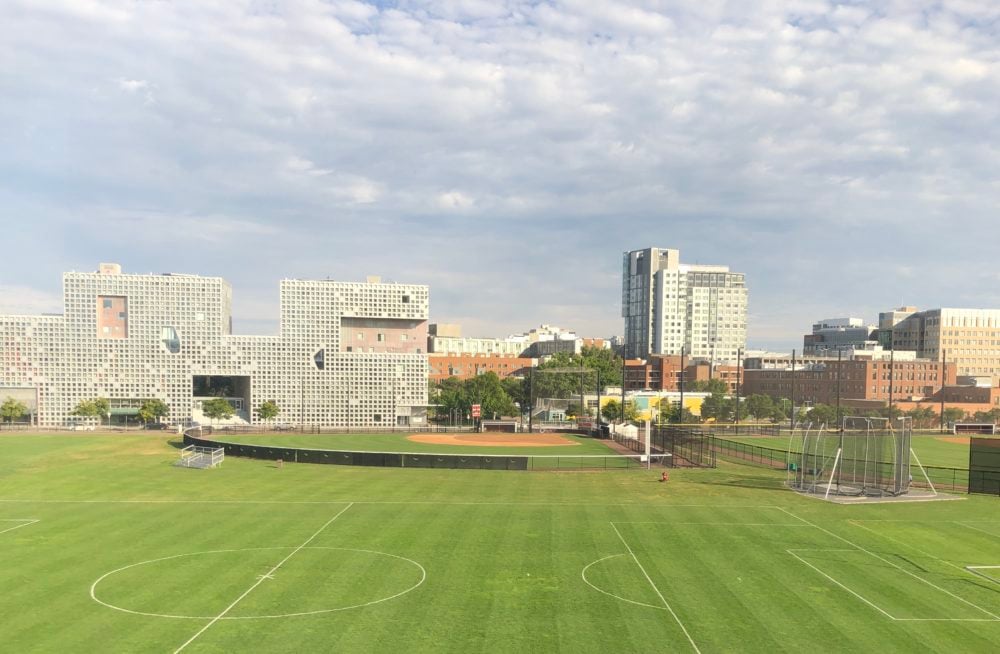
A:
[940, 349, 947, 433]
[735, 347, 742, 434]
[621, 355, 626, 425]
[789, 349, 796, 433]
[596, 369, 602, 434]
[888, 347, 895, 419]
[837, 348, 844, 491]
[528, 366, 534, 434]
[835, 349, 843, 430]
[678, 346, 686, 424]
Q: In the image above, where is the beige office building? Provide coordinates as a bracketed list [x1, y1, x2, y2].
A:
[889, 307, 1000, 385]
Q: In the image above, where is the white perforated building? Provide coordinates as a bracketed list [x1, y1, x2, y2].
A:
[0, 264, 430, 428]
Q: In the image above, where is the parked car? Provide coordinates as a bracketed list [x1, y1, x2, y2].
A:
[143, 422, 168, 430]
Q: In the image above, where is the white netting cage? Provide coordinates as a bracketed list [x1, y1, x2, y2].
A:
[787, 417, 912, 498]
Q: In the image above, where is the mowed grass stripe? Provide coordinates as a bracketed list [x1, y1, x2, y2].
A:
[2, 435, 1000, 652]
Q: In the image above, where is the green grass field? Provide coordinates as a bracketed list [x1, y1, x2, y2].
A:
[722, 433, 978, 469]
[214, 431, 618, 456]
[2, 434, 999, 653]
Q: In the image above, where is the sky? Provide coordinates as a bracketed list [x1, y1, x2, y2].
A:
[1, 1, 999, 351]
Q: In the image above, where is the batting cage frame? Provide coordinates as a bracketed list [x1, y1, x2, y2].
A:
[787, 416, 925, 500]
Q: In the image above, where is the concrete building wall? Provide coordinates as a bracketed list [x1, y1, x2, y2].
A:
[0, 265, 429, 428]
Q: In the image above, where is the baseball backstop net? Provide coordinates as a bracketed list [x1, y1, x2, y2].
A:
[527, 367, 596, 431]
[789, 417, 912, 498]
[969, 437, 1000, 496]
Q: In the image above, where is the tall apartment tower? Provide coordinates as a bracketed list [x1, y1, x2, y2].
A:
[622, 248, 747, 361]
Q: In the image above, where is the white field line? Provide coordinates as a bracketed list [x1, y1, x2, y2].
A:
[0, 519, 38, 535]
[847, 520, 972, 576]
[615, 522, 807, 526]
[580, 554, 666, 611]
[610, 523, 701, 654]
[850, 520, 1000, 588]
[90, 546, 426, 620]
[785, 549, 897, 620]
[0, 499, 785, 508]
[172, 503, 353, 653]
[775, 506, 1000, 621]
[956, 522, 1000, 538]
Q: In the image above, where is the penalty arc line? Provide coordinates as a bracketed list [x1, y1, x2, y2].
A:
[172, 502, 354, 654]
[610, 523, 701, 654]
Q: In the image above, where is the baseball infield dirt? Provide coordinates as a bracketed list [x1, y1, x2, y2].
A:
[407, 433, 579, 447]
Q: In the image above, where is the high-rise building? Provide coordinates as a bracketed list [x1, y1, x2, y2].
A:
[621, 248, 747, 361]
[0, 264, 429, 428]
[886, 307, 1000, 385]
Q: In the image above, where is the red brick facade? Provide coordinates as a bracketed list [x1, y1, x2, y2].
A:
[428, 354, 533, 381]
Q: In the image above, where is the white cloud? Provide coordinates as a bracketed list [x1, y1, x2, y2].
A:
[0, 285, 63, 316]
[1, 1, 999, 345]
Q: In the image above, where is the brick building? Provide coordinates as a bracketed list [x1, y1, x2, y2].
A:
[428, 353, 533, 381]
[742, 358, 956, 405]
[624, 355, 740, 394]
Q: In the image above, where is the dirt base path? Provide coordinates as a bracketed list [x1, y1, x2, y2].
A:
[407, 433, 579, 447]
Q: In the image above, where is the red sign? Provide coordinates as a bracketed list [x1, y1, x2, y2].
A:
[471, 404, 481, 418]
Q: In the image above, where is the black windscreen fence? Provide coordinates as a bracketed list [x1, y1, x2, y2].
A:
[969, 438, 1000, 496]
[183, 434, 530, 471]
[611, 427, 716, 468]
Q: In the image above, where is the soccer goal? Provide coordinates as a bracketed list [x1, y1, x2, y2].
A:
[788, 417, 919, 499]
[175, 445, 225, 469]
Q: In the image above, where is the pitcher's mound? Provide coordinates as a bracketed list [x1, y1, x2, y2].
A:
[407, 433, 579, 447]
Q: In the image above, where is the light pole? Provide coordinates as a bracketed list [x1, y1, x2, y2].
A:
[735, 347, 742, 434]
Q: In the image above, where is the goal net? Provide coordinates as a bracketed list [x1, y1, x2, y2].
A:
[175, 445, 225, 469]
[788, 417, 912, 498]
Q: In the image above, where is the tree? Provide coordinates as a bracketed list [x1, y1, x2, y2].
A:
[431, 377, 469, 423]
[0, 397, 27, 424]
[700, 392, 734, 422]
[665, 404, 698, 424]
[93, 398, 110, 425]
[138, 399, 170, 424]
[906, 406, 937, 429]
[201, 397, 235, 424]
[257, 400, 280, 421]
[500, 376, 527, 408]
[805, 403, 837, 427]
[465, 372, 517, 420]
[971, 408, 1000, 424]
[746, 394, 777, 421]
[690, 379, 728, 395]
[71, 399, 99, 419]
[942, 407, 967, 425]
[878, 404, 904, 421]
[601, 399, 620, 423]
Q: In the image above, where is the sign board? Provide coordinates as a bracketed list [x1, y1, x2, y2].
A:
[471, 404, 481, 418]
